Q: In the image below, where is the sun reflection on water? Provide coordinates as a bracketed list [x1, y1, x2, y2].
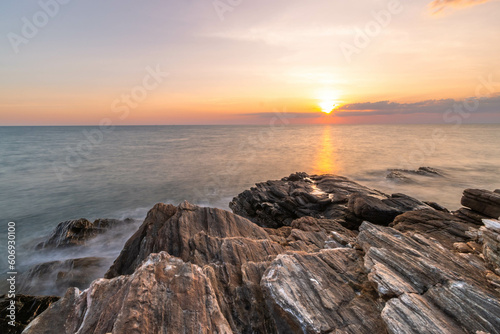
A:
[313, 126, 337, 175]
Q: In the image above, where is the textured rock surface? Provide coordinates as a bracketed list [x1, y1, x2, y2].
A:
[0, 295, 59, 334]
[36, 218, 134, 249]
[461, 188, 500, 219]
[22, 174, 500, 334]
[230, 172, 431, 229]
[22, 252, 232, 334]
[479, 219, 500, 275]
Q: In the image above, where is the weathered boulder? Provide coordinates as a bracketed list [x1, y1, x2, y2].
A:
[0, 295, 59, 334]
[36, 218, 134, 249]
[22, 252, 232, 334]
[461, 189, 500, 219]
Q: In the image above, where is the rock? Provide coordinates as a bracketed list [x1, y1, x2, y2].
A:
[106, 201, 284, 333]
[479, 219, 500, 274]
[36, 218, 134, 249]
[348, 194, 402, 225]
[391, 209, 478, 249]
[261, 249, 386, 334]
[388, 167, 444, 177]
[461, 189, 500, 219]
[18, 257, 108, 296]
[453, 207, 490, 225]
[22, 252, 232, 334]
[20, 174, 500, 334]
[424, 201, 449, 212]
[386, 171, 415, 183]
[0, 295, 59, 334]
[359, 222, 500, 334]
[230, 172, 432, 229]
[348, 193, 432, 226]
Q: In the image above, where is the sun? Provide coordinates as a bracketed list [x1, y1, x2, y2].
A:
[316, 89, 341, 114]
[319, 100, 336, 114]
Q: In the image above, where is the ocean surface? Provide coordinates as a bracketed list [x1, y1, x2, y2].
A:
[1, 124, 499, 295]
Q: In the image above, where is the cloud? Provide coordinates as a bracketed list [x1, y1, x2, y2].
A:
[429, 0, 495, 14]
[335, 95, 500, 117]
[238, 95, 500, 120]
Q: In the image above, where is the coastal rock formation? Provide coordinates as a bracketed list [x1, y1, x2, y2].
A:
[0, 295, 59, 334]
[461, 189, 500, 219]
[230, 173, 432, 229]
[36, 218, 134, 249]
[22, 173, 500, 334]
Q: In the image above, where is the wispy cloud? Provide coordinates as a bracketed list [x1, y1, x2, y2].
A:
[429, 0, 495, 14]
[336, 95, 500, 117]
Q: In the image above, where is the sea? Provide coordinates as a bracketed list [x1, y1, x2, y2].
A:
[1, 124, 499, 295]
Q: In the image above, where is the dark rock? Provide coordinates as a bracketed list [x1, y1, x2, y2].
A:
[388, 166, 444, 177]
[36, 218, 134, 249]
[0, 295, 59, 334]
[391, 209, 478, 249]
[461, 189, 500, 219]
[348, 194, 402, 225]
[230, 173, 387, 229]
[18, 257, 107, 296]
[424, 201, 449, 212]
[453, 207, 490, 225]
[386, 171, 415, 183]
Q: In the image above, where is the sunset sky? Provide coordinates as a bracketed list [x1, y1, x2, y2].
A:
[1, 0, 500, 125]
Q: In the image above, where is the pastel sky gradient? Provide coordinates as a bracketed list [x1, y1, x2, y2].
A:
[1, 0, 500, 125]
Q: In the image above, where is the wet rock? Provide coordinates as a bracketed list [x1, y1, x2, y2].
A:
[0, 294, 59, 334]
[461, 189, 500, 219]
[36, 218, 134, 249]
[18, 257, 107, 296]
[388, 166, 444, 177]
[386, 171, 415, 183]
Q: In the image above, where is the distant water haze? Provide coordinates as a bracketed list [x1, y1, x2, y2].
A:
[1, 124, 499, 294]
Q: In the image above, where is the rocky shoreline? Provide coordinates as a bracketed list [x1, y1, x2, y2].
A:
[2, 172, 500, 334]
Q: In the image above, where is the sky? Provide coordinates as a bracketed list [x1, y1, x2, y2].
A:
[1, 0, 500, 125]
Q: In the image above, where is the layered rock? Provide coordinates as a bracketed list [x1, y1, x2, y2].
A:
[479, 219, 500, 275]
[22, 252, 232, 334]
[22, 174, 500, 334]
[461, 189, 500, 219]
[230, 173, 432, 229]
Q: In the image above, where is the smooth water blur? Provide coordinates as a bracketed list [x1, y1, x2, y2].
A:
[1, 124, 499, 292]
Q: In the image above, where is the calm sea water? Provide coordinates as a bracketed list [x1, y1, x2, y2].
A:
[1, 124, 499, 294]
